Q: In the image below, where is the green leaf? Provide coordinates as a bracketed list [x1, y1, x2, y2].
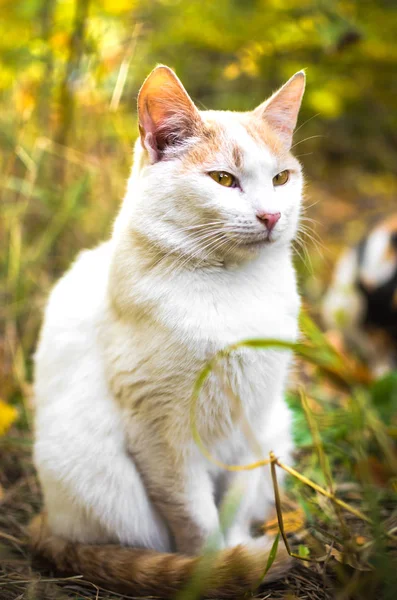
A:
[298, 544, 311, 559]
[262, 532, 280, 579]
[370, 371, 397, 423]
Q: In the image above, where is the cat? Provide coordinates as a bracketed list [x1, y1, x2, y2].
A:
[322, 214, 397, 376]
[30, 65, 306, 598]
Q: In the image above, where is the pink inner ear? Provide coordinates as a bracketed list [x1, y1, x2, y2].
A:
[256, 72, 305, 149]
[266, 105, 298, 138]
[139, 99, 169, 163]
[138, 67, 201, 163]
[141, 104, 197, 162]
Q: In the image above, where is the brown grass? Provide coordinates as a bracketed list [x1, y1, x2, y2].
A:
[2, 432, 389, 600]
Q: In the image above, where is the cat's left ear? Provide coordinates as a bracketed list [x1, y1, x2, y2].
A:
[138, 65, 201, 163]
[253, 71, 306, 149]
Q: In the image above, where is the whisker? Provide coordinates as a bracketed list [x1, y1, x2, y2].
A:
[292, 242, 304, 265]
[294, 113, 320, 136]
[298, 222, 324, 244]
[297, 228, 324, 258]
[294, 152, 314, 159]
[290, 135, 324, 150]
[301, 198, 321, 211]
[163, 231, 227, 275]
[180, 221, 226, 231]
[172, 237, 224, 274]
[293, 235, 313, 273]
[299, 223, 323, 243]
[195, 237, 231, 269]
[300, 215, 320, 225]
[150, 229, 225, 272]
[300, 217, 322, 236]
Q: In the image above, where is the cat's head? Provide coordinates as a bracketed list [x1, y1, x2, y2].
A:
[128, 65, 305, 267]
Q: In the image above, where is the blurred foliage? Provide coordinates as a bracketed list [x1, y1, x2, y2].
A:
[190, 312, 397, 597]
[284, 320, 397, 599]
[2, 0, 397, 172]
[0, 399, 18, 435]
[2, 0, 397, 411]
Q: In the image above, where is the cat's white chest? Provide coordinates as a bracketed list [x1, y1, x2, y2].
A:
[105, 253, 300, 440]
[153, 260, 300, 349]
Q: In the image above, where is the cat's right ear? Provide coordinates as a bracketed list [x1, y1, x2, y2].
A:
[137, 65, 201, 163]
[253, 71, 306, 149]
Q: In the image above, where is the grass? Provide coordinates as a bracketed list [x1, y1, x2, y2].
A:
[1, 61, 396, 600]
[0, 313, 396, 598]
[0, 433, 334, 600]
[189, 314, 396, 589]
[1, 157, 397, 596]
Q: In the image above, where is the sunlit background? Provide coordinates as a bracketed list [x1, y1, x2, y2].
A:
[2, 0, 397, 405]
[2, 0, 397, 399]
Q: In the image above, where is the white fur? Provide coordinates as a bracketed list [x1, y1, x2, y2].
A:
[322, 228, 397, 331]
[321, 226, 397, 376]
[321, 248, 364, 330]
[34, 107, 303, 553]
[360, 228, 396, 287]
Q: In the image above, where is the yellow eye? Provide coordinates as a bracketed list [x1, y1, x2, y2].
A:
[209, 171, 236, 187]
[273, 170, 290, 186]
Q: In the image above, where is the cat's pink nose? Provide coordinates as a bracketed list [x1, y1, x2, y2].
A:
[256, 211, 281, 232]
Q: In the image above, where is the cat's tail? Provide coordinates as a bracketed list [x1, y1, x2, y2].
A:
[29, 513, 294, 598]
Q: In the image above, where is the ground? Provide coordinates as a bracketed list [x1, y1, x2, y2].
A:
[1, 398, 395, 600]
[1, 186, 397, 599]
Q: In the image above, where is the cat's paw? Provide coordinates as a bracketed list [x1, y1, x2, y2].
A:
[225, 526, 254, 548]
[245, 534, 272, 550]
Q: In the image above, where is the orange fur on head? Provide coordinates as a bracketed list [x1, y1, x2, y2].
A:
[138, 65, 305, 166]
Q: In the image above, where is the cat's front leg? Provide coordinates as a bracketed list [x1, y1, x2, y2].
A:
[127, 433, 223, 555]
[219, 464, 269, 548]
[219, 406, 294, 548]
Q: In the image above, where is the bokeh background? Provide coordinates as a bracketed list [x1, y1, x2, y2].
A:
[2, 0, 397, 410]
[2, 0, 397, 408]
[1, 2, 397, 598]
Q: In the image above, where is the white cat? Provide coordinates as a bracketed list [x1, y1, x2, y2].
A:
[31, 65, 306, 597]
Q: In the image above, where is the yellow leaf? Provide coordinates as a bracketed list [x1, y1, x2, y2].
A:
[264, 507, 306, 535]
[223, 63, 240, 81]
[308, 89, 342, 119]
[325, 544, 372, 571]
[355, 535, 367, 546]
[50, 31, 69, 51]
[99, 0, 136, 14]
[0, 399, 18, 436]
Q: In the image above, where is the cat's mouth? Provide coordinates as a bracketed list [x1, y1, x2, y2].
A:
[239, 235, 274, 247]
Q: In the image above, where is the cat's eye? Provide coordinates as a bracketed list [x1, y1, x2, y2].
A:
[273, 170, 290, 186]
[209, 171, 236, 188]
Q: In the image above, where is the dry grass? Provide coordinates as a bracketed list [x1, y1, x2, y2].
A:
[1, 319, 396, 599]
[1, 423, 395, 600]
[0, 435, 330, 600]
